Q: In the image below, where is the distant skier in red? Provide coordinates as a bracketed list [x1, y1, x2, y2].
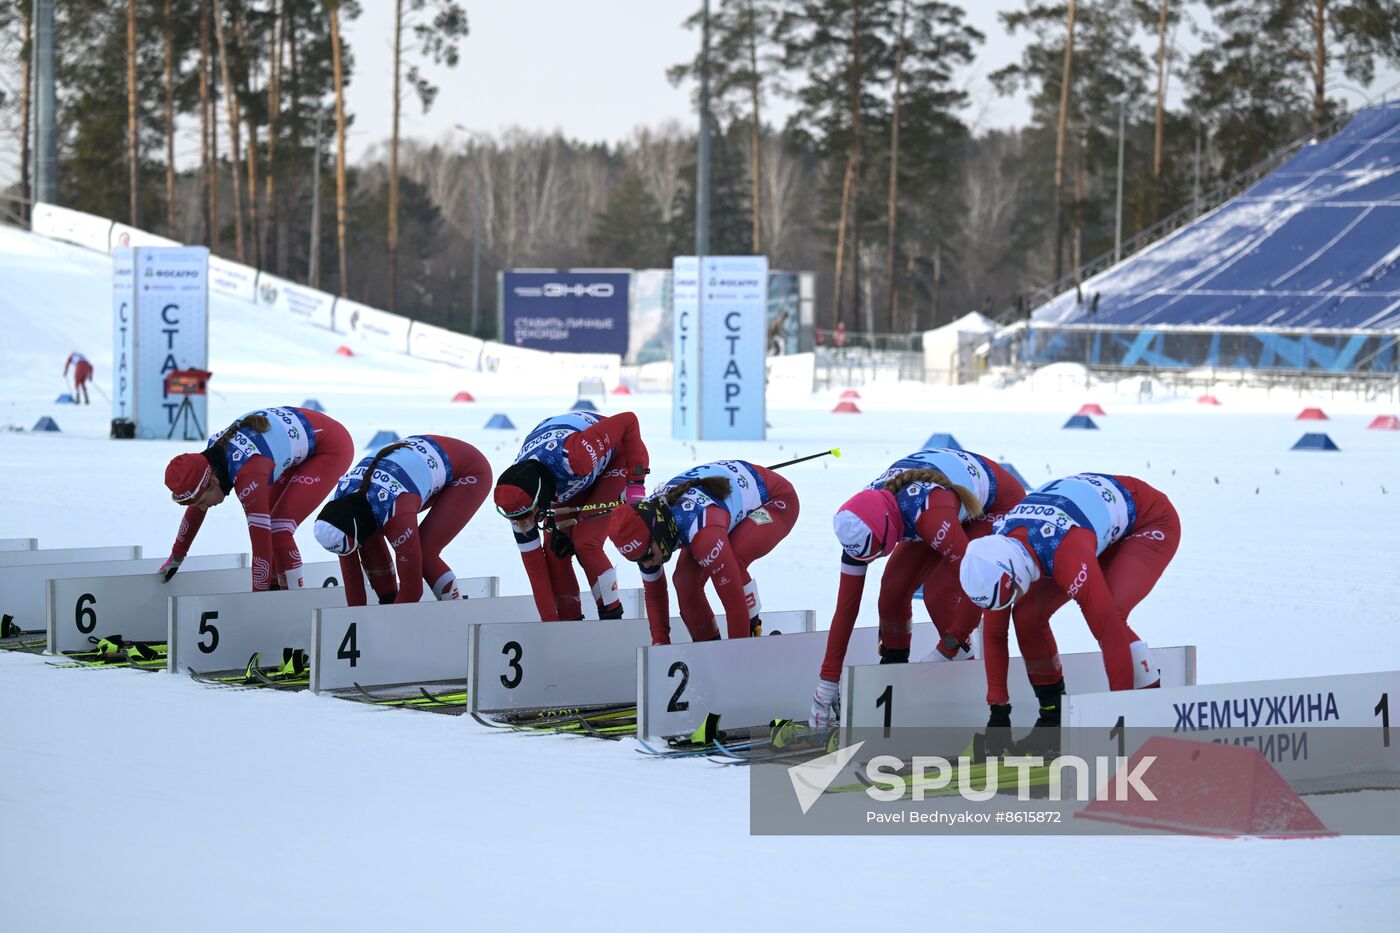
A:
[313, 435, 492, 605]
[64, 352, 93, 404]
[958, 473, 1180, 745]
[161, 407, 354, 591]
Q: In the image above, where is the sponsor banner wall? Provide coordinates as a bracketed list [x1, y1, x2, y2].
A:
[31, 202, 113, 253]
[408, 321, 484, 370]
[333, 298, 412, 353]
[109, 223, 179, 251]
[480, 341, 620, 388]
[501, 270, 630, 356]
[208, 256, 257, 303]
[256, 273, 335, 330]
[630, 269, 671, 364]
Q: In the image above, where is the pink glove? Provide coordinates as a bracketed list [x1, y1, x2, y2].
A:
[625, 482, 646, 507]
[156, 556, 183, 583]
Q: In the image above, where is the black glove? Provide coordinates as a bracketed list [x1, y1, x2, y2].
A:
[976, 703, 1016, 760]
[378, 590, 398, 605]
[878, 646, 909, 664]
[549, 530, 576, 559]
[597, 601, 625, 620]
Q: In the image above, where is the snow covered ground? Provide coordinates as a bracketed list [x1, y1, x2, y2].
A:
[3, 223, 1399, 930]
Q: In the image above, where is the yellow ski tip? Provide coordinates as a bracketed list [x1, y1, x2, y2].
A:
[831, 447, 842, 458]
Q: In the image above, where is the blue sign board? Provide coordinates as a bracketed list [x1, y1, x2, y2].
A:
[502, 271, 630, 355]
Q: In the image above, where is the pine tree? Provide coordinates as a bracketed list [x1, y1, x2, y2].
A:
[388, 0, 468, 312]
[1188, 0, 1400, 178]
[670, 0, 782, 253]
[589, 169, 670, 268]
[994, 0, 1150, 281]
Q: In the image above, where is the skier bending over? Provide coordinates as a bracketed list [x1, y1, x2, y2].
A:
[607, 460, 799, 645]
[314, 435, 492, 605]
[810, 447, 1027, 729]
[493, 410, 649, 621]
[161, 406, 353, 591]
[64, 352, 93, 404]
[959, 472, 1180, 746]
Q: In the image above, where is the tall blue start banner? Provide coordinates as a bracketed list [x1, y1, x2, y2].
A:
[671, 258, 700, 439]
[671, 256, 768, 441]
[502, 271, 630, 355]
[112, 246, 209, 440]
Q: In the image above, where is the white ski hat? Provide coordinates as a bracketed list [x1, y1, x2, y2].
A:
[314, 519, 356, 556]
[960, 535, 1037, 610]
[832, 489, 901, 562]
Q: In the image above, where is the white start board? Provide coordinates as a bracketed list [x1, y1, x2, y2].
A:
[636, 613, 916, 740]
[46, 561, 269, 653]
[173, 574, 498, 676]
[25, 553, 244, 645]
[467, 616, 695, 717]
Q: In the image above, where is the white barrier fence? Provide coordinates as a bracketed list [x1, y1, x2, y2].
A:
[0, 538, 38, 552]
[637, 612, 862, 740]
[29, 202, 625, 384]
[467, 616, 694, 717]
[45, 560, 287, 654]
[309, 587, 636, 694]
[838, 646, 1198, 746]
[9, 553, 242, 640]
[0, 545, 141, 568]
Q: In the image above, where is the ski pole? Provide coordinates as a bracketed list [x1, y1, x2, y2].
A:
[766, 448, 841, 470]
[549, 449, 843, 529]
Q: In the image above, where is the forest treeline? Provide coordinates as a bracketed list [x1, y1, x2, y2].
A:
[1, 1, 1397, 336]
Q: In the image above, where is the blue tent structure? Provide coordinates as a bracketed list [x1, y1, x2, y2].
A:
[570, 398, 599, 413]
[301, 398, 326, 413]
[485, 413, 516, 430]
[365, 430, 400, 448]
[1063, 414, 1098, 430]
[911, 584, 924, 602]
[999, 461, 1031, 490]
[923, 432, 962, 450]
[1291, 432, 1340, 451]
[55, 393, 74, 404]
[32, 416, 61, 432]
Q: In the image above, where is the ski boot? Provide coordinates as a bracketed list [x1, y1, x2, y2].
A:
[1016, 679, 1065, 759]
